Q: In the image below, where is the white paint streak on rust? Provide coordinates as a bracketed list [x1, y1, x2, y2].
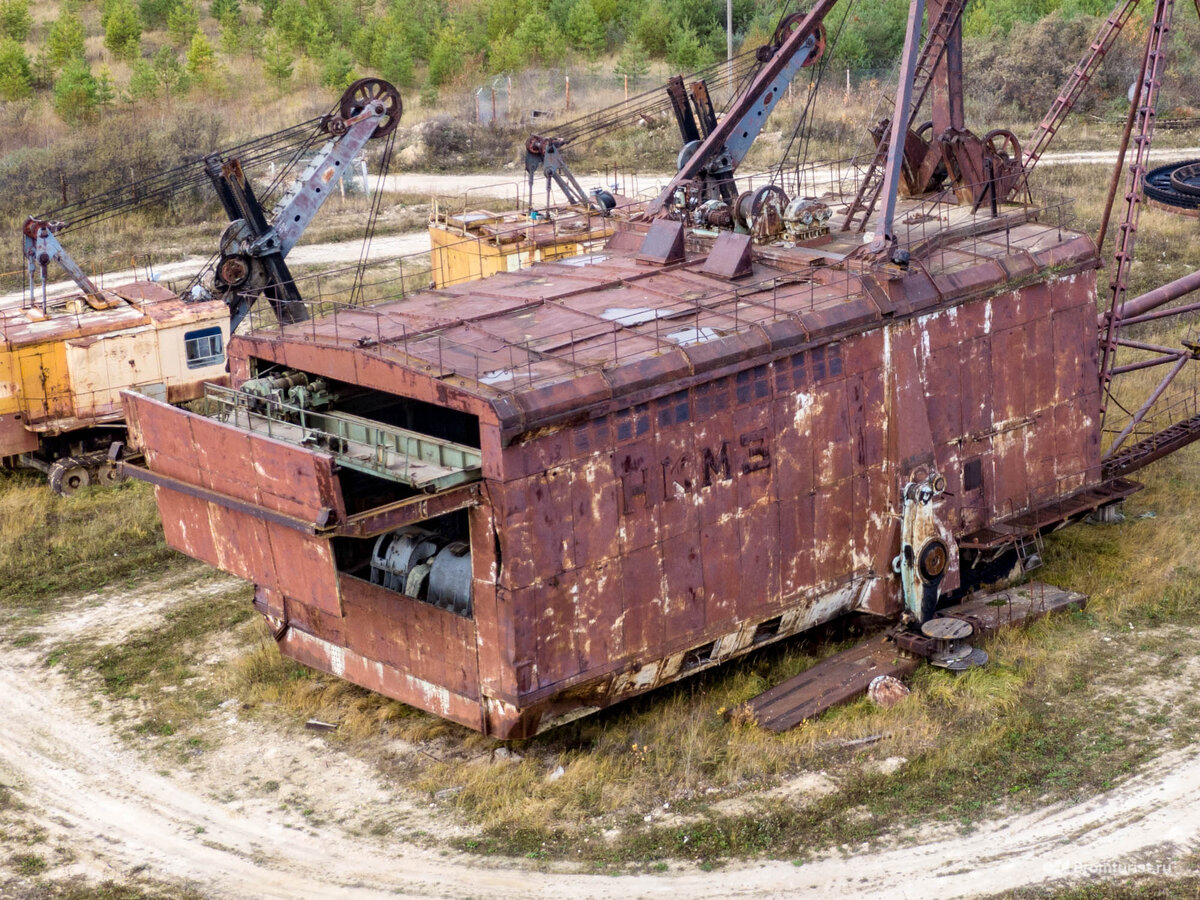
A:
[328, 643, 345, 678]
[412, 676, 452, 715]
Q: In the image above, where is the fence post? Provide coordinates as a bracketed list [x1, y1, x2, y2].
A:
[624, 74, 628, 101]
[565, 74, 570, 110]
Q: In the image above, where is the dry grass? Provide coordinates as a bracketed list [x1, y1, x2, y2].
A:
[10, 114, 1200, 871]
[0, 473, 179, 608]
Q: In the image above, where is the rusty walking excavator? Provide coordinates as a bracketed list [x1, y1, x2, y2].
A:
[119, 0, 1200, 738]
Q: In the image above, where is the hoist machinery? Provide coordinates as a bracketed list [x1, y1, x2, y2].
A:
[2, 78, 401, 493]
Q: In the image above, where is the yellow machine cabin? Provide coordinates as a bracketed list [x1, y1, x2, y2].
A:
[0, 281, 229, 492]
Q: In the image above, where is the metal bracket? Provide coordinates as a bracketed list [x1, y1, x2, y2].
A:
[894, 470, 954, 624]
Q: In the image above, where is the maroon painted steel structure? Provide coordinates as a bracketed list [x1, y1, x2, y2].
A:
[121, 198, 1107, 738]
[117, 0, 1200, 738]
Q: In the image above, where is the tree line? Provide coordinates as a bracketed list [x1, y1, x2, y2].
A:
[0, 0, 1176, 127]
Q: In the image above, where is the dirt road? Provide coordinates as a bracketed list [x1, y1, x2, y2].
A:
[1, 577, 1196, 900]
[9, 145, 1197, 308]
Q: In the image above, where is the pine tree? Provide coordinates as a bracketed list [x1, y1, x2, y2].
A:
[614, 37, 649, 78]
[427, 22, 464, 87]
[320, 45, 353, 89]
[209, 0, 239, 18]
[186, 30, 216, 75]
[0, 35, 30, 100]
[167, 1, 199, 48]
[566, 0, 604, 59]
[260, 27, 293, 85]
[53, 58, 99, 124]
[666, 22, 708, 71]
[47, 11, 86, 70]
[103, 0, 143, 61]
[153, 45, 189, 95]
[378, 33, 413, 87]
[127, 56, 158, 99]
[0, 0, 31, 43]
[95, 63, 116, 109]
[217, 11, 244, 55]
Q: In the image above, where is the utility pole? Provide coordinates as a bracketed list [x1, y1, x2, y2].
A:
[727, 0, 733, 80]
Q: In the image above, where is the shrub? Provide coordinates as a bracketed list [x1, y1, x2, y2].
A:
[963, 11, 1141, 118]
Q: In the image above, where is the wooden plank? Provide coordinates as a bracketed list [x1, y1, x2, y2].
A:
[747, 634, 919, 733]
[744, 581, 1086, 732]
[948, 582, 1085, 636]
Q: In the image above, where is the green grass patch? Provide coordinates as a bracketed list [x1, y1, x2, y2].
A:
[2, 879, 208, 900]
[982, 874, 1200, 899]
[54, 589, 252, 702]
[0, 473, 181, 609]
[10, 853, 46, 875]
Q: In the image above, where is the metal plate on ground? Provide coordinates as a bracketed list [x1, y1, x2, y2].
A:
[922, 616, 974, 640]
[934, 647, 989, 671]
[929, 640, 974, 667]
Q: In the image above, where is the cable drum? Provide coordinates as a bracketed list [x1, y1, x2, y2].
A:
[1170, 162, 1200, 197]
[427, 541, 473, 617]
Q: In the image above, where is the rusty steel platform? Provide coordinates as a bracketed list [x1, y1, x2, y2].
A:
[743, 581, 1087, 732]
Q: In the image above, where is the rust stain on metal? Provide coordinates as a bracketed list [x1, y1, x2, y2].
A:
[121, 193, 1124, 739]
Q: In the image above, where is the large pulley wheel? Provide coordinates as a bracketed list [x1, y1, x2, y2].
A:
[1170, 162, 1200, 198]
[340, 78, 402, 138]
[216, 254, 252, 290]
[749, 185, 788, 219]
[48, 458, 90, 496]
[983, 128, 1021, 162]
[676, 139, 703, 172]
[773, 13, 826, 67]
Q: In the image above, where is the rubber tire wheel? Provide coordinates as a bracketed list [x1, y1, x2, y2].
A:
[100, 465, 127, 487]
[51, 462, 91, 496]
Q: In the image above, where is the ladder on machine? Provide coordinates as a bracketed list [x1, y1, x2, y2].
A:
[841, 0, 968, 232]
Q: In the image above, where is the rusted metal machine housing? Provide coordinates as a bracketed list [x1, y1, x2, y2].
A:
[122, 189, 1109, 739]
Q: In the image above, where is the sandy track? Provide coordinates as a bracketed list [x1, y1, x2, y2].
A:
[9, 146, 1198, 308]
[1, 578, 1198, 899]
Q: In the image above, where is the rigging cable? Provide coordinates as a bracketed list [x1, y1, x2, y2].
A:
[348, 128, 397, 307]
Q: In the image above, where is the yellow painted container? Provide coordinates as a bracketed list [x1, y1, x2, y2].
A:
[428, 207, 615, 289]
[0, 282, 229, 459]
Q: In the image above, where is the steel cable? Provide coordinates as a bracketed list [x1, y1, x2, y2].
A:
[36, 115, 335, 232]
